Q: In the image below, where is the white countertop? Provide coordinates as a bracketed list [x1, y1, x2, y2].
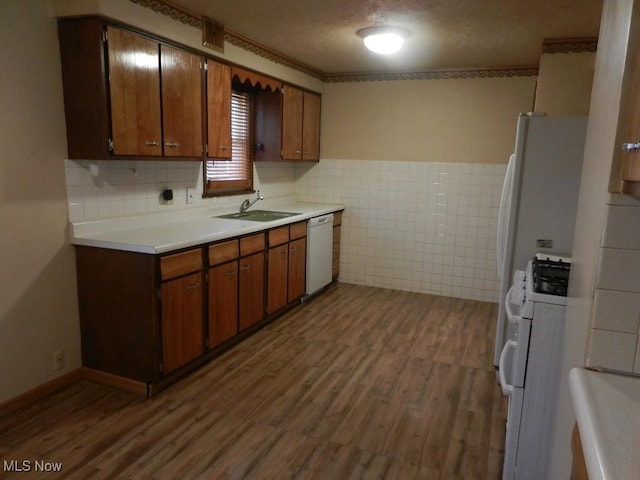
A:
[569, 367, 640, 480]
[70, 201, 344, 254]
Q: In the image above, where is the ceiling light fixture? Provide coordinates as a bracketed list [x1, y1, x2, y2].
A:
[357, 26, 409, 55]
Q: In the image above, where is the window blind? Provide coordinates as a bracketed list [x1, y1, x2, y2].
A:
[205, 90, 252, 193]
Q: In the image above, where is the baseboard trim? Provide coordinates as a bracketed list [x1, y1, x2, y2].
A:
[0, 369, 83, 417]
[0, 367, 151, 417]
[82, 368, 148, 396]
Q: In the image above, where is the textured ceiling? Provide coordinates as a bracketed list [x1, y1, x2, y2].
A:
[172, 0, 603, 74]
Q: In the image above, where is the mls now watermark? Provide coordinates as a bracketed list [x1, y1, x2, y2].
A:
[3, 459, 63, 473]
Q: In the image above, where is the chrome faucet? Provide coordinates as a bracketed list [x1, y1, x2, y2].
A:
[239, 190, 264, 213]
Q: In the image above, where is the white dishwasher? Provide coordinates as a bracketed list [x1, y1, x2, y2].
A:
[305, 213, 334, 297]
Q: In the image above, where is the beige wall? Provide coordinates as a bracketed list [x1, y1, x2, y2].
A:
[534, 52, 596, 115]
[321, 77, 536, 163]
[0, 0, 81, 402]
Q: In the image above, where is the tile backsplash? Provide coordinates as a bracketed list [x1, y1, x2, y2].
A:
[588, 198, 640, 374]
[64, 159, 297, 222]
[64, 158, 505, 303]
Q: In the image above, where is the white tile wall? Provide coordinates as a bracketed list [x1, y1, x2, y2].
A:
[295, 159, 505, 303]
[64, 159, 297, 223]
[64, 158, 505, 304]
[588, 201, 640, 374]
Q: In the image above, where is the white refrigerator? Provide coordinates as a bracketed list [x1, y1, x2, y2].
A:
[493, 113, 587, 370]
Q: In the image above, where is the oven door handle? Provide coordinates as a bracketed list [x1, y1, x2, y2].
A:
[499, 339, 517, 396]
[505, 286, 522, 325]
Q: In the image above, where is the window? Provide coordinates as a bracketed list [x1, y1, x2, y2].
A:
[204, 90, 252, 195]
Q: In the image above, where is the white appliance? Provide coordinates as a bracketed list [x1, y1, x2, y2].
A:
[499, 257, 568, 479]
[305, 213, 334, 296]
[494, 113, 587, 370]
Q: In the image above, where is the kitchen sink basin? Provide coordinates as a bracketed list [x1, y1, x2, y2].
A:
[215, 210, 301, 222]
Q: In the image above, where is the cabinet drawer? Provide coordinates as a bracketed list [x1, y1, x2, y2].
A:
[333, 210, 343, 226]
[161, 249, 202, 280]
[208, 240, 239, 266]
[268, 226, 289, 247]
[240, 233, 265, 256]
[289, 221, 307, 240]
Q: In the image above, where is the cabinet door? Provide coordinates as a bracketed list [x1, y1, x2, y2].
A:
[208, 261, 238, 348]
[161, 45, 203, 158]
[207, 60, 232, 159]
[267, 244, 289, 314]
[282, 86, 303, 160]
[239, 252, 265, 330]
[332, 225, 341, 279]
[107, 26, 162, 156]
[302, 92, 321, 161]
[161, 272, 203, 374]
[288, 237, 306, 302]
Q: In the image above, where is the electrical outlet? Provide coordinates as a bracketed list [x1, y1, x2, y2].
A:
[186, 187, 194, 204]
[53, 350, 65, 371]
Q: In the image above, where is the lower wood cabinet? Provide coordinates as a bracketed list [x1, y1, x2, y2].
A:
[161, 271, 204, 374]
[158, 249, 205, 374]
[239, 251, 265, 331]
[571, 424, 589, 480]
[267, 243, 289, 314]
[74, 215, 337, 396]
[208, 233, 265, 346]
[332, 210, 343, 280]
[267, 222, 307, 314]
[208, 260, 238, 348]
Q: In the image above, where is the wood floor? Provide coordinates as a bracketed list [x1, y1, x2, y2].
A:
[0, 283, 506, 479]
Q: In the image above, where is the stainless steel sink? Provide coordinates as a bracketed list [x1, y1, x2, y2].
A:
[215, 210, 301, 222]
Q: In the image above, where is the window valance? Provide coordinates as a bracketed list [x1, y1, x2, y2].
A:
[231, 67, 282, 92]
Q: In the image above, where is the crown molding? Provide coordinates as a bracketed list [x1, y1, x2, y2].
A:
[129, 1, 593, 84]
[324, 67, 539, 83]
[129, 0, 202, 28]
[542, 37, 598, 54]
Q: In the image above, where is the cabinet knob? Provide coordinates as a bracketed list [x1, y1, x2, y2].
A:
[144, 141, 160, 146]
[622, 141, 640, 152]
[165, 142, 180, 148]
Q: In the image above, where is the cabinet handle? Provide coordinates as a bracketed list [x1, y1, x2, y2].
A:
[226, 270, 238, 277]
[165, 142, 180, 148]
[280, 250, 287, 257]
[240, 265, 250, 271]
[290, 247, 296, 253]
[144, 141, 160, 146]
[622, 141, 640, 151]
[186, 282, 200, 291]
[219, 146, 229, 151]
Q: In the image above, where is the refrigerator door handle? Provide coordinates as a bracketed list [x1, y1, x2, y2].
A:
[497, 153, 516, 278]
[499, 339, 517, 396]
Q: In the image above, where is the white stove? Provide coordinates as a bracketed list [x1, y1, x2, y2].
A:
[499, 255, 570, 479]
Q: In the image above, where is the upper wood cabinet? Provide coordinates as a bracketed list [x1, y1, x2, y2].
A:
[58, 18, 203, 160]
[255, 85, 321, 162]
[282, 87, 304, 159]
[302, 91, 321, 160]
[160, 44, 204, 158]
[282, 86, 321, 161]
[107, 26, 162, 156]
[206, 60, 232, 159]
